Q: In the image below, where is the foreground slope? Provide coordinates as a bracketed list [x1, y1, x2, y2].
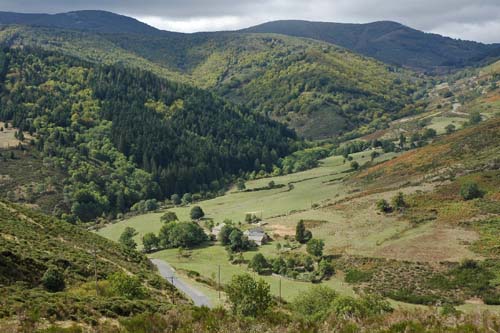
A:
[244, 20, 500, 73]
[0, 201, 179, 329]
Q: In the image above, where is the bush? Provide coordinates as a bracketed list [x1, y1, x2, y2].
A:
[391, 192, 406, 211]
[108, 272, 146, 300]
[292, 286, 338, 321]
[344, 269, 373, 283]
[376, 199, 391, 213]
[460, 182, 483, 200]
[350, 161, 360, 170]
[42, 267, 65, 292]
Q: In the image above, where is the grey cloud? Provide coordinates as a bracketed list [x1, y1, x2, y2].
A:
[0, 0, 499, 42]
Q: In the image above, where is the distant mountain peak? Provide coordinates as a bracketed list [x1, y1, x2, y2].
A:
[0, 10, 161, 35]
[242, 19, 500, 72]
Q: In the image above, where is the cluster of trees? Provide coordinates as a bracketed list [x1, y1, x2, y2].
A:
[121, 221, 208, 253]
[153, 221, 208, 251]
[0, 48, 297, 222]
[218, 224, 256, 253]
[249, 251, 333, 282]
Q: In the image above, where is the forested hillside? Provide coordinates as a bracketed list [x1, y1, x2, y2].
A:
[0, 21, 425, 139]
[243, 20, 500, 73]
[0, 47, 296, 221]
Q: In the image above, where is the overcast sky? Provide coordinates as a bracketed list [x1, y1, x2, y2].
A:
[1, 0, 499, 43]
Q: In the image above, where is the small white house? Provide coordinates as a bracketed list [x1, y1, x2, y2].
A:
[244, 227, 268, 246]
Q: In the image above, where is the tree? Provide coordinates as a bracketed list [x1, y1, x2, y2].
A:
[306, 238, 324, 258]
[422, 128, 437, 139]
[225, 274, 272, 317]
[42, 267, 65, 292]
[399, 133, 406, 150]
[295, 220, 312, 244]
[318, 259, 334, 278]
[236, 179, 246, 191]
[391, 192, 407, 211]
[460, 182, 483, 200]
[445, 124, 456, 134]
[249, 253, 269, 274]
[142, 232, 159, 253]
[159, 222, 208, 248]
[370, 151, 380, 161]
[350, 161, 359, 170]
[268, 180, 275, 188]
[119, 227, 137, 250]
[171, 194, 181, 205]
[190, 206, 205, 220]
[182, 193, 192, 205]
[272, 257, 286, 275]
[218, 224, 236, 245]
[108, 272, 146, 299]
[161, 211, 178, 223]
[469, 111, 482, 125]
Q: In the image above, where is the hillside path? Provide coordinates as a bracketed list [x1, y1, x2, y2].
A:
[150, 259, 212, 308]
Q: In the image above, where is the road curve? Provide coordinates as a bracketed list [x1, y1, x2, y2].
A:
[150, 258, 212, 308]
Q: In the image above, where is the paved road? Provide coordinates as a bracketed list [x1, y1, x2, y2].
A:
[150, 258, 212, 308]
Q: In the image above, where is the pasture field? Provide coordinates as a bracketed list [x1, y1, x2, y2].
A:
[98, 150, 398, 246]
[149, 244, 355, 304]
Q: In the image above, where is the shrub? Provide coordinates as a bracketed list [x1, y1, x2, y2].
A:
[344, 269, 373, 283]
[376, 199, 391, 213]
[108, 272, 146, 300]
[350, 161, 360, 170]
[460, 182, 483, 200]
[292, 286, 338, 321]
[42, 267, 65, 292]
[391, 192, 407, 211]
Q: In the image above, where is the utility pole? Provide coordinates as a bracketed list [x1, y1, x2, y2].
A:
[93, 247, 98, 297]
[218, 265, 221, 300]
[171, 276, 175, 304]
[279, 277, 282, 305]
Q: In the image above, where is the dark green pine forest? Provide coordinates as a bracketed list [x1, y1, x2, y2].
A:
[0, 48, 297, 221]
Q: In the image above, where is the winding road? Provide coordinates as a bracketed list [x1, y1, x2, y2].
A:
[150, 259, 212, 308]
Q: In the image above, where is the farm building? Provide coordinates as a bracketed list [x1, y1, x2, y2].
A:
[244, 227, 268, 246]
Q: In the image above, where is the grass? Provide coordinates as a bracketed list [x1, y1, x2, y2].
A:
[149, 244, 355, 303]
[98, 150, 398, 247]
